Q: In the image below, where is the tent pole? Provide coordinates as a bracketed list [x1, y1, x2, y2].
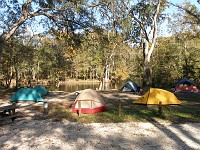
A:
[78, 101, 81, 117]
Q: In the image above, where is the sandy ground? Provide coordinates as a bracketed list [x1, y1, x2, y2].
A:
[0, 91, 200, 150]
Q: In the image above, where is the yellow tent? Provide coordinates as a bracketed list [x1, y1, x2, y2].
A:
[133, 88, 181, 105]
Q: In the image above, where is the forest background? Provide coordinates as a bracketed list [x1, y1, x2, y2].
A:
[0, 0, 199, 89]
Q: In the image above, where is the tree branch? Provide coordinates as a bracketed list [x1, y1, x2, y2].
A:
[148, 0, 161, 62]
[168, 2, 200, 24]
[129, 10, 149, 42]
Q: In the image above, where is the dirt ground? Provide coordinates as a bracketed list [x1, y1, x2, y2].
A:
[0, 90, 200, 150]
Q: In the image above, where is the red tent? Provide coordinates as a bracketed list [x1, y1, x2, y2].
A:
[174, 78, 199, 93]
[71, 89, 107, 114]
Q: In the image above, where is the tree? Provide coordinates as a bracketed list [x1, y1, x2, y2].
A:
[92, 0, 123, 83]
[169, 1, 200, 25]
[88, 0, 167, 85]
[120, 0, 167, 85]
[151, 37, 182, 87]
[0, 38, 35, 88]
[0, 0, 94, 62]
[167, 1, 200, 83]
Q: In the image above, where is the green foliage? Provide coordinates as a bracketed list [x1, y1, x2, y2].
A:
[124, 0, 167, 43]
[183, 2, 200, 25]
[151, 30, 200, 87]
[0, 38, 35, 87]
[0, 0, 200, 87]
[1, 29, 200, 87]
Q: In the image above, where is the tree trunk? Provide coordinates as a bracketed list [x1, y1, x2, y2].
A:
[0, 38, 5, 63]
[15, 67, 19, 89]
[143, 61, 151, 86]
[6, 67, 14, 88]
[37, 62, 40, 82]
[32, 69, 36, 81]
[104, 64, 110, 83]
[142, 40, 152, 86]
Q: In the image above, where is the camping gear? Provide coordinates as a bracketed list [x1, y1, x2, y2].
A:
[174, 78, 199, 93]
[10, 88, 44, 102]
[71, 89, 107, 114]
[133, 88, 181, 105]
[120, 81, 142, 94]
[34, 85, 48, 96]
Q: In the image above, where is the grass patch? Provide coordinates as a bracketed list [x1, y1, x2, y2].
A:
[41, 92, 200, 124]
[2, 87, 198, 123]
[163, 103, 200, 123]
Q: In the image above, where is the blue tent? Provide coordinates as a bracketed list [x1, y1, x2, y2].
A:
[34, 85, 48, 96]
[10, 88, 44, 102]
[120, 81, 142, 94]
[176, 78, 196, 86]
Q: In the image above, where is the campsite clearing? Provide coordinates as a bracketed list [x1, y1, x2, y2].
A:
[43, 90, 200, 123]
[0, 89, 200, 123]
[0, 89, 200, 149]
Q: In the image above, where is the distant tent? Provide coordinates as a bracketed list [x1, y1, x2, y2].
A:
[133, 88, 181, 105]
[10, 88, 44, 102]
[120, 81, 142, 94]
[34, 85, 48, 96]
[174, 78, 199, 93]
[71, 89, 107, 114]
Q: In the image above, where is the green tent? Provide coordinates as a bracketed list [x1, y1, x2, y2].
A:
[10, 88, 44, 102]
[34, 85, 48, 96]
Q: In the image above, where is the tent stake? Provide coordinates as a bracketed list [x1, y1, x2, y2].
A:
[158, 101, 163, 117]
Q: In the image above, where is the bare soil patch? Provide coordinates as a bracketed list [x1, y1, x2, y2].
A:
[0, 89, 200, 149]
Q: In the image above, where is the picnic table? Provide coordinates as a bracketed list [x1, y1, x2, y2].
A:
[0, 103, 19, 123]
